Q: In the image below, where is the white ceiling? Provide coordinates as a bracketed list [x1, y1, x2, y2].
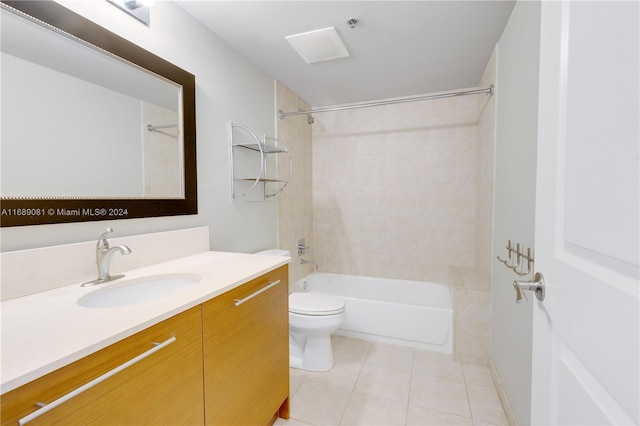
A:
[177, 1, 515, 107]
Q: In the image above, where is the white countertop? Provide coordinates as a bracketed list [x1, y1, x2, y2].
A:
[0, 251, 289, 394]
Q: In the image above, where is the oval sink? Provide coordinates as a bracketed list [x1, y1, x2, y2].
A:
[78, 274, 201, 308]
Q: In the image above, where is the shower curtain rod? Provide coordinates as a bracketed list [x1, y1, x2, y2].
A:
[278, 85, 493, 120]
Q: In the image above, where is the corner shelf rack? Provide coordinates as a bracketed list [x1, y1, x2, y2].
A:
[230, 122, 292, 200]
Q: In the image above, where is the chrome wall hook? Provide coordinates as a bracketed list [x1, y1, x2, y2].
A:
[497, 240, 534, 276]
[513, 247, 534, 276]
[497, 240, 515, 265]
[511, 243, 522, 269]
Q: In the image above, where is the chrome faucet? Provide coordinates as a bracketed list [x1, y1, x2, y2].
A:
[82, 228, 131, 287]
[299, 258, 319, 270]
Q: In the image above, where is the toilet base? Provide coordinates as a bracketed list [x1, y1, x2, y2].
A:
[289, 334, 335, 372]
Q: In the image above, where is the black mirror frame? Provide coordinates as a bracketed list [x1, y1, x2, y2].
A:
[0, 0, 197, 227]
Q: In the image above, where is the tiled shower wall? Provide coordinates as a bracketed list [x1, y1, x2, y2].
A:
[275, 82, 315, 285]
[311, 94, 483, 283]
[451, 49, 496, 366]
[475, 50, 497, 279]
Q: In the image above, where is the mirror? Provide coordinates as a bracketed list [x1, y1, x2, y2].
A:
[0, 0, 197, 227]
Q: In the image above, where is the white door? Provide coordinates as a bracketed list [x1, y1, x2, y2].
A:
[531, 1, 639, 425]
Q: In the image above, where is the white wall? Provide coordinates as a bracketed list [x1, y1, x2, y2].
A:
[0, 1, 277, 253]
[2, 53, 143, 197]
[491, 1, 541, 424]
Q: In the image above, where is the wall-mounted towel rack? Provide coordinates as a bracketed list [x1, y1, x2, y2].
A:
[229, 122, 292, 200]
[147, 124, 178, 132]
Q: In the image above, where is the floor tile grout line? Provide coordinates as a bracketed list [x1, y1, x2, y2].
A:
[461, 359, 476, 423]
[332, 338, 371, 426]
[336, 387, 355, 426]
[406, 347, 417, 425]
[338, 354, 366, 425]
[339, 341, 371, 425]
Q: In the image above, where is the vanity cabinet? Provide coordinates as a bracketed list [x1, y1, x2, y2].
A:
[0, 307, 204, 426]
[203, 265, 290, 425]
[1, 265, 290, 426]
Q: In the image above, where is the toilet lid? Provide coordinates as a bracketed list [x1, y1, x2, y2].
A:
[289, 292, 345, 315]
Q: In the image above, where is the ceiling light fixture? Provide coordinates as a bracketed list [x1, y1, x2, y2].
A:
[106, 0, 153, 26]
[285, 27, 350, 64]
[125, 0, 154, 9]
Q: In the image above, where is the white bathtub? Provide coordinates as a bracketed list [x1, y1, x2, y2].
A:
[292, 272, 453, 353]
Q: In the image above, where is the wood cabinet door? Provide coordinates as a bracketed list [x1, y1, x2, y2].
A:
[203, 266, 289, 425]
[1, 306, 204, 426]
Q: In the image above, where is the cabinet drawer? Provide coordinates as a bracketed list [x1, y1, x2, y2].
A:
[1, 306, 204, 426]
[203, 265, 289, 425]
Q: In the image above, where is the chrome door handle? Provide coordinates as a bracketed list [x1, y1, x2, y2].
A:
[513, 272, 545, 303]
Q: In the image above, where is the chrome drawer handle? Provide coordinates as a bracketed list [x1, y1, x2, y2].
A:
[18, 337, 176, 425]
[234, 280, 281, 307]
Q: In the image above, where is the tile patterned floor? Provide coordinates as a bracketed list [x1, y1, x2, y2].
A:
[276, 335, 509, 426]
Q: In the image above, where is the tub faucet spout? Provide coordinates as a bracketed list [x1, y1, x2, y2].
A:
[82, 228, 131, 287]
[300, 258, 319, 270]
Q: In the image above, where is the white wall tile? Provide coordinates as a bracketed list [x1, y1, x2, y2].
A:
[312, 95, 484, 282]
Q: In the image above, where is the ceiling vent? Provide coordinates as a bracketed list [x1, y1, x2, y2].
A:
[285, 27, 349, 64]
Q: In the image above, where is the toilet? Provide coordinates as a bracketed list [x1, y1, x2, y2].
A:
[289, 292, 345, 372]
[255, 249, 345, 372]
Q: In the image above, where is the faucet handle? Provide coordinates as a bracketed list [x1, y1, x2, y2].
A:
[97, 227, 114, 249]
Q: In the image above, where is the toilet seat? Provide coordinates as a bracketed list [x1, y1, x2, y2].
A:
[289, 292, 345, 316]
